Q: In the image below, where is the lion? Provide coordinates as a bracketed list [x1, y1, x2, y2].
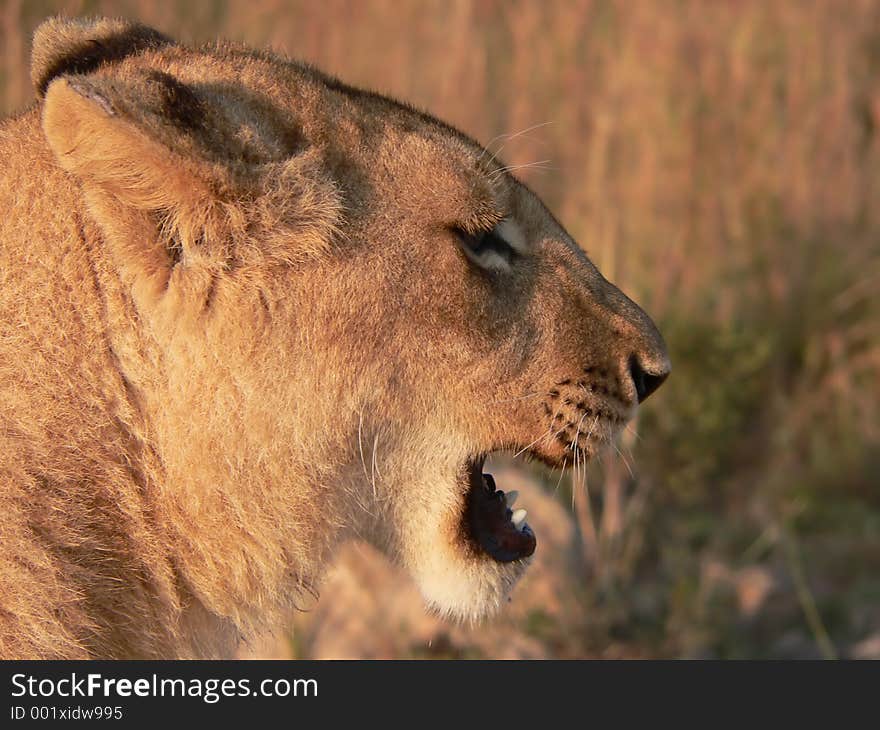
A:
[0, 16, 670, 659]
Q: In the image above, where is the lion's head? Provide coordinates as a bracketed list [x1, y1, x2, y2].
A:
[35, 17, 669, 630]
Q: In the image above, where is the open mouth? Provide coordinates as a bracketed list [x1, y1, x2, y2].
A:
[463, 455, 536, 563]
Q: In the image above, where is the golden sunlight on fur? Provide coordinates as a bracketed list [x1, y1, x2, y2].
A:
[0, 16, 669, 658]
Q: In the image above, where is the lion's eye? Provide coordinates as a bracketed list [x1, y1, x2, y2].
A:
[454, 225, 518, 272]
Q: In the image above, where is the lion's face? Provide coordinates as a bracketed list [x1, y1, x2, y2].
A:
[37, 19, 669, 624]
[285, 92, 671, 619]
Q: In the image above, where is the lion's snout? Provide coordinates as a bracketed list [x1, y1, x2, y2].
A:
[581, 269, 671, 408]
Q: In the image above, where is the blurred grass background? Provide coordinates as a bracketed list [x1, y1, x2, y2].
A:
[2, 0, 879, 658]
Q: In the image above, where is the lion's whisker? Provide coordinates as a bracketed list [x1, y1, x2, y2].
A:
[553, 458, 568, 494]
[513, 430, 548, 459]
[371, 432, 381, 498]
[479, 121, 553, 166]
[489, 159, 553, 180]
[624, 423, 642, 442]
[612, 440, 635, 479]
[357, 408, 370, 486]
[585, 415, 600, 440]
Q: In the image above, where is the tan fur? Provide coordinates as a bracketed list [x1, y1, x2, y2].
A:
[0, 17, 669, 658]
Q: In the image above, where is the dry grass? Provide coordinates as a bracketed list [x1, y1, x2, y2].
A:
[2, 0, 879, 658]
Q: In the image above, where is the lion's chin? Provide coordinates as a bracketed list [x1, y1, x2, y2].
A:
[389, 435, 596, 622]
[412, 544, 532, 623]
[389, 453, 540, 622]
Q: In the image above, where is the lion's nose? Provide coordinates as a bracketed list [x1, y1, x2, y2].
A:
[574, 259, 671, 404]
[628, 353, 669, 404]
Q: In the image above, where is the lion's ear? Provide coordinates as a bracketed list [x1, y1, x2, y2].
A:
[36, 18, 321, 310]
[43, 72, 224, 215]
[41, 70, 246, 305]
[34, 19, 219, 264]
[32, 17, 172, 97]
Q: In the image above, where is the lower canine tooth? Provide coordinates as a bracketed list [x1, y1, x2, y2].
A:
[511, 509, 527, 529]
[505, 491, 519, 508]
